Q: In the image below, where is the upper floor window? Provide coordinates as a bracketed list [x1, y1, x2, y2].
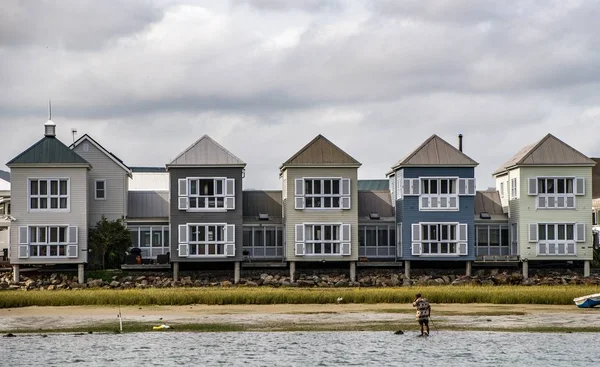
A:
[95, 180, 106, 200]
[404, 177, 474, 211]
[177, 177, 235, 211]
[294, 178, 351, 210]
[528, 177, 585, 209]
[29, 179, 69, 210]
[411, 222, 468, 256]
[294, 223, 351, 256]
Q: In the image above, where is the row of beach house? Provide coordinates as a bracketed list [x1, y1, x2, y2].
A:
[1, 118, 599, 284]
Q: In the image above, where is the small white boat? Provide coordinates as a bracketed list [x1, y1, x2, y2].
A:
[573, 293, 600, 308]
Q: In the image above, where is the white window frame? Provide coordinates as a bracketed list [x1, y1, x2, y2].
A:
[179, 177, 235, 212]
[28, 178, 70, 212]
[23, 225, 77, 258]
[129, 225, 170, 259]
[475, 224, 511, 257]
[412, 222, 467, 256]
[184, 223, 234, 257]
[510, 178, 517, 199]
[419, 177, 459, 211]
[533, 177, 577, 210]
[94, 179, 106, 200]
[358, 224, 397, 258]
[296, 177, 351, 210]
[298, 223, 350, 256]
[535, 223, 578, 256]
[242, 225, 285, 258]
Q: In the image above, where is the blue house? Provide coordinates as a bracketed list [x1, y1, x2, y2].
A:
[387, 135, 478, 277]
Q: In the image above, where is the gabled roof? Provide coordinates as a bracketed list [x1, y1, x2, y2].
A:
[592, 158, 600, 199]
[280, 134, 361, 170]
[391, 134, 478, 169]
[7, 136, 90, 167]
[493, 134, 596, 175]
[71, 134, 132, 177]
[167, 135, 246, 167]
[358, 179, 389, 190]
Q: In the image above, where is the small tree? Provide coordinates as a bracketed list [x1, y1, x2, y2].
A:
[89, 215, 131, 269]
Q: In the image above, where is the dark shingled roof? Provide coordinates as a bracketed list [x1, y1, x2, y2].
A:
[243, 190, 283, 224]
[7, 136, 89, 166]
[474, 190, 507, 221]
[280, 134, 361, 169]
[358, 179, 389, 191]
[358, 190, 395, 222]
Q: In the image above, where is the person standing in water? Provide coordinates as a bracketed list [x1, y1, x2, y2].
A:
[412, 293, 431, 336]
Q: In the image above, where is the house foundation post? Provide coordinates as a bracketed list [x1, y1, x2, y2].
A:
[522, 260, 529, 279]
[234, 261, 241, 284]
[77, 264, 85, 284]
[465, 261, 472, 276]
[12, 264, 20, 283]
[173, 262, 180, 281]
[584, 260, 591, 277]
[349, 261, 356, 282]
[404, 261, 411, 279]
[290, 261, 296, 282]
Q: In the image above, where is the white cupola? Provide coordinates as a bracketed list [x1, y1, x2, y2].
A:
[44, 119, 56, 137]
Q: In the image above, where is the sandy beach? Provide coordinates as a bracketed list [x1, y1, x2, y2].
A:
[1, 303, 599, 332]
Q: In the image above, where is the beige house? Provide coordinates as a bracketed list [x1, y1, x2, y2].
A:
[494, 134, 596, 278]
[280, 135, 361, 281]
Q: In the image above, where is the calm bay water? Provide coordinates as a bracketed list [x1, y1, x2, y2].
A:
[2, 331, 594, 366]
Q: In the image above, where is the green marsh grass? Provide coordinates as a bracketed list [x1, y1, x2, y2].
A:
[1, 285, 598, 308]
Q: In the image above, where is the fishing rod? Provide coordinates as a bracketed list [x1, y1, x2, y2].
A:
[118, 297, 123, 333]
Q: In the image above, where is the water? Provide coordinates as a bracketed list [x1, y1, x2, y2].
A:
[1, 331, 595, 366]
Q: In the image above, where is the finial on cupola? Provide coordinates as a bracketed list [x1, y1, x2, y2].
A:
[44, 99, 56, 137]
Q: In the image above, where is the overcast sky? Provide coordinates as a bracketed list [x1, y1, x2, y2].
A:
[1, 0, 599, 190]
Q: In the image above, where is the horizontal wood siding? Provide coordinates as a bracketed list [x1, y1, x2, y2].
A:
[400, 167, 475, 261]
[283, 167, 359, 262]
[517, 166, 593, 261]
[169, 167, 243, 262]
[73, 142, 128, 225]
[10, 167, 88, 264]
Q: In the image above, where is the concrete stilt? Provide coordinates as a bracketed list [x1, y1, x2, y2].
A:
[465, 261, 472, 276]
[173, 262, 180, 281]
[349, 261, 356, 282]
[12, 264, 20, 283]
[522, 260, 529, 279]
[584, 260, 591, 277]
[234, 261, 241, 284]
[404, 261, 411, 279]
[78, 264, 85, 284]
[290, 261, 296, 282]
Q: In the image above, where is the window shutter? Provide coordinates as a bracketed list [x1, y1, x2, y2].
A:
[396, 175, 402, 199]
[397, 223, 402, 246]
[403, 179, 411, 196]
[341, 197, 351, 209]
[225, 178, 235, 196]
[68, 226, 78, 244]
[458, 243, 468, 255]
[575, 177, 585, 196]
[341, 224, 351, 242]
[411, 243, 421, 256]
[178, 178, 188, 196]
[295, 243, 305, 256]
[295, 224, 305, 242]
[458, 224, 468, 242]
[412, 179, 420, 195]
[226, 224, 235, 243]
[411, 223, 421, 242]
[341, 243, 351, 256]
[18, 245, 29, 258]
[458, 179, 466, 195]
[225, 244, 235, 257]
[67, 245, 78, 258]
[529, 223, 538, 242]
[575, 223, 585, 242]
[18, 226, 29, 244]
[178, 244, 189, 257]
[225, 197, 235, 210]
[341, 178, 351, 196]
[178, 224, 188, 244]
[528, 178, 537, 195]
[295, 197, 305, 210]
[467, 178, 476, 195]
[178, 197, 189, 210]
[295, 179, 304, 196]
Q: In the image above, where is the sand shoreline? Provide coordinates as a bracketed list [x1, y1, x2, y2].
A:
[1, 303, 599, 333]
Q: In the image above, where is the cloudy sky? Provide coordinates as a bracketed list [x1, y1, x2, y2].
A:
[1, 0, 599, 190]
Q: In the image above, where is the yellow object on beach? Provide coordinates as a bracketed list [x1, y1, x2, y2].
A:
[153, 324, 171, 330]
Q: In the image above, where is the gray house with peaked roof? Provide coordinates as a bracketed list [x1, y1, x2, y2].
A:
[166, 135, 246, 282]
[6, 120, 90, 282]
[0, 170, 11, 258]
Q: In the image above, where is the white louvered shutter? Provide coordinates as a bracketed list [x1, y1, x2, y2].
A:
[411, 223, 421, 242]
[67, 245, 78, 258]
[18, 226, 29, 244]
[528, 178, 537, 195]
[575, 177, 585, 196]
[68, 226, 78, 244]
[575, 223, 585, 242]
[529, 224, 538, 242]
[295, 178, 305, 209]
[179, 224, 188, 244]
[225, 179, 235, 210]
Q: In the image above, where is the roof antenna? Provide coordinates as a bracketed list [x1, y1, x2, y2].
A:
[48, 99, 52, 120]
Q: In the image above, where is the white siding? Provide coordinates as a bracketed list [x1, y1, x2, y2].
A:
[9, 167, 88, 264]
[129, 172, 169, 191]
[73, 141, 129, 224]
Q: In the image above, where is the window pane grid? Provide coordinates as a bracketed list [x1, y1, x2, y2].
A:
[421, 224, 458, 255]
[537, 223, 576, 255]
[242, 226, 284, 258]
[304, 179, 342, 209]
[28, 226, 69, 257]
[30, 179, 68, 210]
[188, 179, 226, 209]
